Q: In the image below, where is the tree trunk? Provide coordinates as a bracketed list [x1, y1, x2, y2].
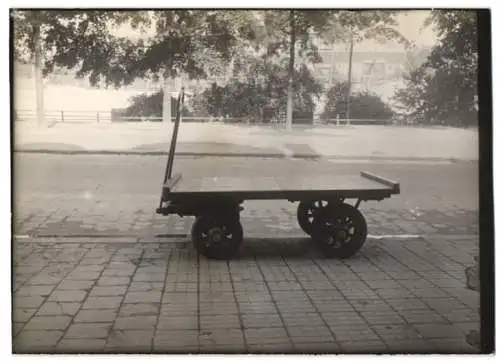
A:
[162, 74, 171, 123]
[286, 10, 296, 131]
[33, 21, 44, 127]
[175, 77, 182, 121]
[345, 34, 354, 122]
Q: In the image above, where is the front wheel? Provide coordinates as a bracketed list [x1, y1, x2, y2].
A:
[311, 203, 367, 259]
[191, 215, 243, 260]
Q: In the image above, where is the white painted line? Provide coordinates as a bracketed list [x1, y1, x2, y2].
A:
[14, 233, 422, 241]
[368, 234, 421, 239]
[328, 159, 452, 165]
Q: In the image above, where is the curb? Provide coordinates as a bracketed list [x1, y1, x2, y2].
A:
[12, 148, 477, 163]
[15, 149, 288, 159]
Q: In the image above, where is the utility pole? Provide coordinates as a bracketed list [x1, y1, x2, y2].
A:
[163, 38, 174, 123]
[345, 32, 354, 122]
[33, 14, 44, 127]
[163, 75, 183, 123]
[162, 73, 172, 123]
[285, 10, 296, 131]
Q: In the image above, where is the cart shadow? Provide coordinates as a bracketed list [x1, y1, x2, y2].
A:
[234, 237, 316, 259]
[233, 237, 394, 261]
[154, 236, 394, 261]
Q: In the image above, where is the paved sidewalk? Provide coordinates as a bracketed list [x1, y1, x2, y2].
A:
[13, 233, 479, 354]
[14, 122, 479, 161]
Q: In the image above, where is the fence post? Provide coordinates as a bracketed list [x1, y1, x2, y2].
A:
[336, 114, 340, 127]
[96, 112, 100, 123]
[61, 111, 64, 123]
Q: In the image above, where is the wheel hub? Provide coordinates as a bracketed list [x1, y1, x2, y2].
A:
[310, 203, 368, 259]
[337, 230, 347, 241]
[208, 227, 224, 244]
[322, 217, 351, 244]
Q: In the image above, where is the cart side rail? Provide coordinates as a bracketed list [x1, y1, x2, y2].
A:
[360, 172, 400, 194]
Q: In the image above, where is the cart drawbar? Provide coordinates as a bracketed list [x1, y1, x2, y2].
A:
[156, 88, 400, 260]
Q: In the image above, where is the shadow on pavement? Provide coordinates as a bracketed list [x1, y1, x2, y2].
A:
[16, 143, 86, 152]
[132, 142, 283, 156]
[198, 237, 396, 260]
[235, 237, 314, 259]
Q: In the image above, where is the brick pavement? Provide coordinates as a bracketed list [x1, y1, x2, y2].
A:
[13, 222, 479, 353]
[14, 197, 478, 239]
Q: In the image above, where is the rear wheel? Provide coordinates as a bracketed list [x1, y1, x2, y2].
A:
[297, 200, 330, 235]
[191, 215, 243, 260]
[311, 203, 367, 259]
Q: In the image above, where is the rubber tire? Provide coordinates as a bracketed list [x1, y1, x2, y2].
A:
[191, 215, 243, 260]
[297, 200, 329, 236]
[311, 203, 367, 259]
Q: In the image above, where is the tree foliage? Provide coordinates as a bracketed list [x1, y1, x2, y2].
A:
[393, 10, 478, 126]
[322, 10, 408, 45]
[12, 10, 257, 87]
[257, 10, 407, 126]
[119, 91, 194, 119]
[124, 60, 323, 123]
[13, 9, 416, 126]
[322, 82, 393, 121]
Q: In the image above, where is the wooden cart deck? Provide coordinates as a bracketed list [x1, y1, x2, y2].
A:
[162, 172, 400, 202]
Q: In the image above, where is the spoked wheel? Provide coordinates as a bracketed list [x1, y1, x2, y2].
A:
[311, 203, 367, 259]
[191, 215, 243, 260]
[297, 200, 330, 235]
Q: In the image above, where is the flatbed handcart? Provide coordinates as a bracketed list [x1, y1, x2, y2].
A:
[156, 89, 400, 260]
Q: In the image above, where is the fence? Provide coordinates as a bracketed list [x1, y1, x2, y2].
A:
[14, 109, 396, 127]
[15, 109, 113, 124]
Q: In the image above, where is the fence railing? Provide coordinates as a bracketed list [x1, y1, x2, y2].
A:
[15, 109, 113, 124]
[14, 109, 398, 126]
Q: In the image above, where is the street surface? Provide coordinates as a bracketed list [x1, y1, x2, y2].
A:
[14, 122, 479, 161]
[12, 154, 479, 353]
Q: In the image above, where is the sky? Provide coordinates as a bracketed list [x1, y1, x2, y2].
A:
[394, 10, 437, 46]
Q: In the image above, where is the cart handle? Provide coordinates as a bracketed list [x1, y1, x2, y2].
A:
[164, 87, 185, 184]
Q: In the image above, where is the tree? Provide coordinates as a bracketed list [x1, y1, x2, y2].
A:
[320, 11, 409, 120]
[322, 81, 393, 122]
[211, 60, 322, 123]
[259, 10, 408, 129]
[126, 59, 323, 124]
[12, 10, 151, 125]
[13, 10, 256, 85]
[403, 45, 432, 76]
[119, 91, 194, 120]
[260, 10, 332, 129]
[393, 10, 478, 127]
[12, 10, 258, 122]
[322, 82, 349, 120]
